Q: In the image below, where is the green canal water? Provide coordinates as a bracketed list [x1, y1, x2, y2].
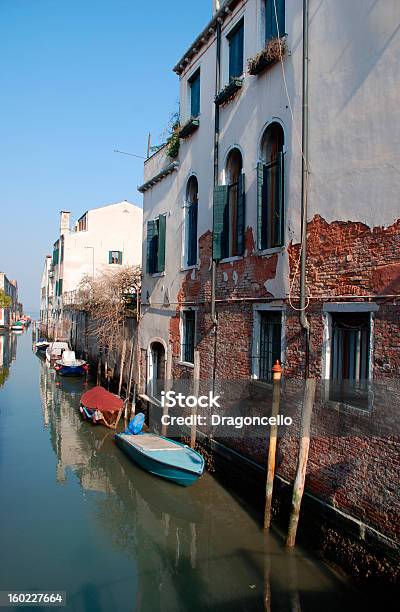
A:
[0, 331, 370, 611]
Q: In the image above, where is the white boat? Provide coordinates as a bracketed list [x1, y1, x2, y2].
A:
[54, 350, 88, 376]
[45, 341, 70, 363]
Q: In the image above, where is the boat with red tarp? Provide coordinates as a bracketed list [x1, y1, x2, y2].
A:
[79, 386, 125, 430]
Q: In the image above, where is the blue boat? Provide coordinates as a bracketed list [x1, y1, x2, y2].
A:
[115, 430, 205, 487]
[55, 350, 88, 377]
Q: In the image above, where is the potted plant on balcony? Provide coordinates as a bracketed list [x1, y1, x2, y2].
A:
[247, 36, 287, 76]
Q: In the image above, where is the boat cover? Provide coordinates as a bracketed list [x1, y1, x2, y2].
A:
[80, 386, 123, 413]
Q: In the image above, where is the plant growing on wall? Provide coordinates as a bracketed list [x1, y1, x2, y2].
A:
[0, 289, 12, 309]
[76, 265, 141, 353]
[150, 109, 181, 159]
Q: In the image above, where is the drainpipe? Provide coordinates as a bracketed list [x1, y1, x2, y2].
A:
[211, 19, 222, 327]
[300, 0, 310, 377]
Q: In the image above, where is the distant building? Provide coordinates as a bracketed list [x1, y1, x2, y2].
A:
[40, 200, 143, 336]
[0, 273, 20, 328]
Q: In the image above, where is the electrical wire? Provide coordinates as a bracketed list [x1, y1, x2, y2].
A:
[272, 0, 310, 312]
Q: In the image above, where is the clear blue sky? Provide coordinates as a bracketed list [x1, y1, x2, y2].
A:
[0, 0, 210, 313]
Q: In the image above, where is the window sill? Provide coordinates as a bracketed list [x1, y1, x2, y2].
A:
[219, 255, 244, 264]
[215, 77, 244, 106]
[178, 361, 195, 369]
[256, 246, 285, 256]
[179, 118, 200, 139]
[250, 378, 274, 390]
[150, 271, 166, 278]
[181, 264, 199, 272]
[248, 36, 287, 76]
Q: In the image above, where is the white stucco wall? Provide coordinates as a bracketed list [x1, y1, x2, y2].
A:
[56, 201, 143, 298]
[139, 0, 400, 354]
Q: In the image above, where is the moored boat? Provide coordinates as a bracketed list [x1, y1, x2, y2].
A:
[11, 321, 24, 332]
[45, 341, 69, 363]
[115, 416, 205, 487]
[80, 386, 124, 429]
[55, 350, 89, 376]
[35, 339, 50, 353]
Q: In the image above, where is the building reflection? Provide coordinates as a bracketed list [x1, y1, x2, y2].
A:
[0, 332, 17, 387]
[38, 359, 353, 612]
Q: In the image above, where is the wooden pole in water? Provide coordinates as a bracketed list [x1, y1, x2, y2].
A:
[286, 377, 316, 548]
[161, 347, 173, 437]
[118, 339, 127, 397]
[125, 338, 135, 418]
[190, 349, 200, 449]
[264, 360, 282, 530]
[97, 353, 101, 386]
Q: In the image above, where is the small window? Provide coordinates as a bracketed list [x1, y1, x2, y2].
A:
[257, 123, 285, 250]
[265, 0, 285, 43]
[189, 70, 200, 118]
[109, 251, 123, 265]
[78, 214, 88, 232]
[329, 312, 371, 409]
[181, 310, 196, 364]
[147, 214, 166, 275]
[228, 19, 244, 80]
[185, 177, 198, 267]
[258, 311, 282, 380]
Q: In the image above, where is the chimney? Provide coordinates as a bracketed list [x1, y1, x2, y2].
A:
[212, 0, 221, 16]
[60, 211, 70, 236]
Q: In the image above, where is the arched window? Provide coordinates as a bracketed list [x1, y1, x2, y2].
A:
[184, 176, 198, 267]
[258, 123, 285, 250]
[212, 148, 245, 260]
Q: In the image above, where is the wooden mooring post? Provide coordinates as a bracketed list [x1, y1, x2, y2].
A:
[286, 377, 316, 548]
[118, 339, 127, 397]
[264, 360, 282, 530]
[190, 350, 200, 449]
[161, 347, 173, 438]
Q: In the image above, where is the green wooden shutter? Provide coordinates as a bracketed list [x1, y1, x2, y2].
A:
[108, 251, 112, 264]
[237, 173, 245, 255]
[146, 220, 156, 274]
[157, 214, 166, 273]
[119, 251, 123, 265]
[266, 0, 285, 41]
[257, 162, 264, 250]
[213, 185, 229, 261]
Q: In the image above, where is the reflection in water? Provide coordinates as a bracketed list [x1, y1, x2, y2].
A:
[34, 357, 362, 612]
[0, 331, 17, 387]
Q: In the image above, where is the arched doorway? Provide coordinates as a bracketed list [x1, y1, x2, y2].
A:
[148, 341, 166, 399]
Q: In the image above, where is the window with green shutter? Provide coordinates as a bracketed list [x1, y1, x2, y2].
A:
[265, 0, 285, 43]
[214, 148, 245, 260]
[228, 18, 244, 80]
[109, 251, 123, 265]
[189, 69, 201, 118]
[258, 123, 285, 250]
[146, 215, 166, 274]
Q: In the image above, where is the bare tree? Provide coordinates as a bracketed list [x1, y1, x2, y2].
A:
[77, 265, 141, 353]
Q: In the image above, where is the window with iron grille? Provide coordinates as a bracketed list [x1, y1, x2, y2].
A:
[258, 312, 282, 380]
[228, 18, 244, 80]
[329, 312, 371, 408]
[182, 310, 196, 364]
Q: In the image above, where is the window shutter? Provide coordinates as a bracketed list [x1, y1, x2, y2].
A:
[108, 251, 112, 264]
[188, 203, 198, 266]
[119, 251, 123, 265]
[277, 0, 285, 37]
[276, 152, 285, 246]
[257, 162, 264, 250]
[190, 72, 200, 118]
[146, 220, 156, 274]
[213, 185, 229, 260]
[266, 0, 285, 41]
[237, 173, 245, 255]
[157, 214, 166, 273]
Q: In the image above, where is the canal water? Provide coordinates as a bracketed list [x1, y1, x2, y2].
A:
[0, 331, 365, 611]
